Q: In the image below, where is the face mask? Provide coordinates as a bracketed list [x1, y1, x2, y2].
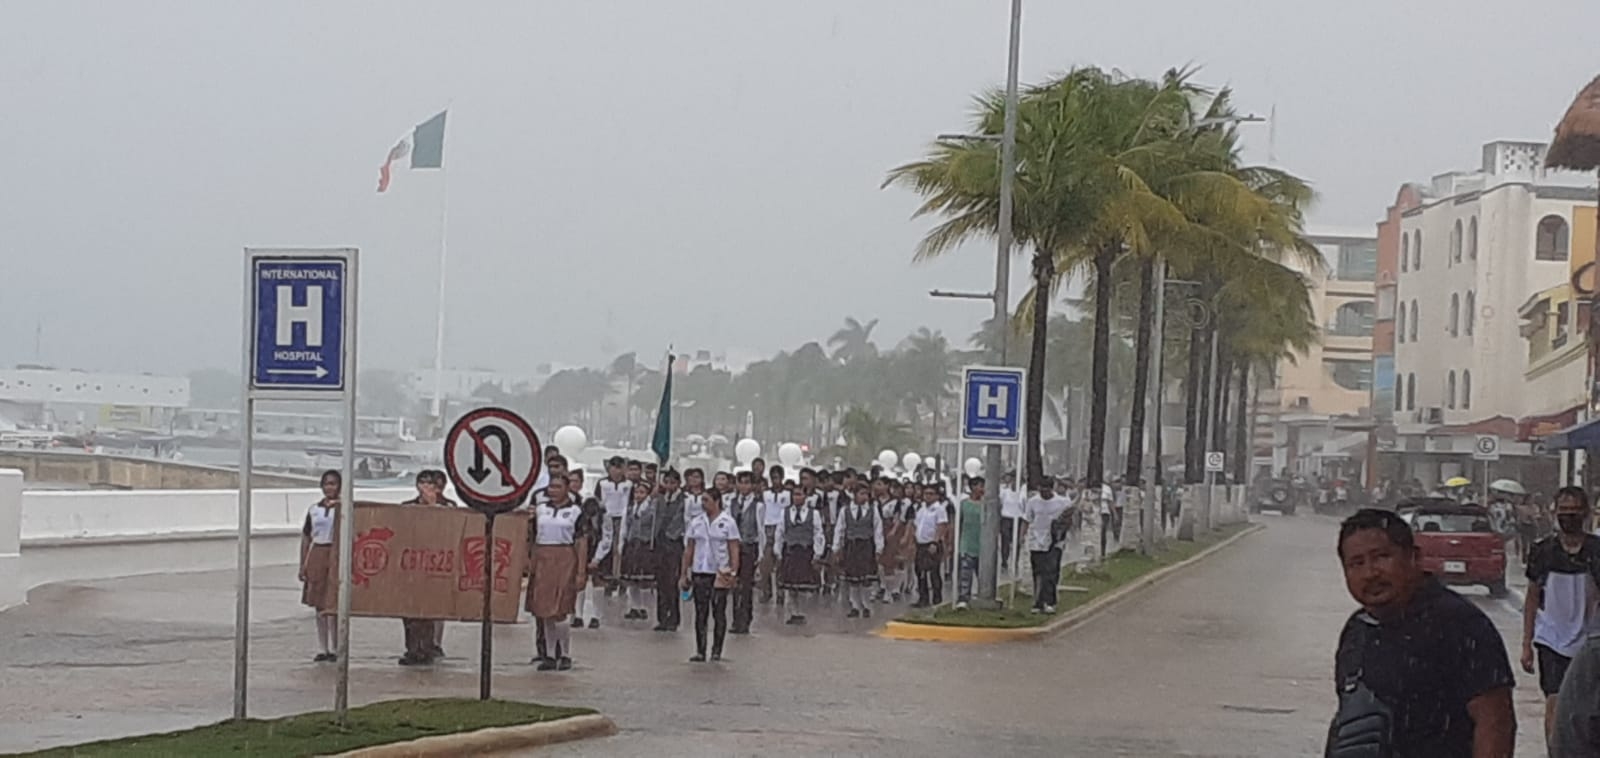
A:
[1559, 513, 1586, 534]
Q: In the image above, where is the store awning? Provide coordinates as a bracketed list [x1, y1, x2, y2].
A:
[1545, 417, 1600, 450]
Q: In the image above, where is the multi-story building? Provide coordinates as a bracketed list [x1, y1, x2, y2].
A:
[0, 366, 190, 432]
[1388, 140, 1596, 487]
[1260, 229, 1377, 478]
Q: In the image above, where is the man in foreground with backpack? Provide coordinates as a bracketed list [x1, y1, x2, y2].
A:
[1328, 508, 1515, 757]
[1020, 476, 1072, 614]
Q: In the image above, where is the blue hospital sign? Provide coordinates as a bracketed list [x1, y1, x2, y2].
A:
[250, 255, 348, 393]
[961, 366, 1024, 443]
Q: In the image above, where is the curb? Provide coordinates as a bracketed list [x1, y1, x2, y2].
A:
[330, 713, 617, 758]
[877, 522, 1266, 643]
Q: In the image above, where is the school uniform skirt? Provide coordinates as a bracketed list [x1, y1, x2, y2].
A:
[840, 538, 878, 585]
[878, 523, 905, 573]
[301, 543, 334, 613]
[777, 544, 819, 592]
[620, 540, 656, 585]
[525, 544, 580, 619]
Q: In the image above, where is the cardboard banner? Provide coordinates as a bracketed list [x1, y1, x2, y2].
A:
[331, 503, 528, 622]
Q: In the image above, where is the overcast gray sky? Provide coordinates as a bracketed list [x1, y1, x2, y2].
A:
[2, 0, 1596, 376]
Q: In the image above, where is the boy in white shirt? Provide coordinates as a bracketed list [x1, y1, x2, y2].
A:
[1021, 478, 1071, 614]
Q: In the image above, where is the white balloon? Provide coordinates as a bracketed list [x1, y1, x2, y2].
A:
[778, 442, 804, 466]
[963, 457, 983, 478]
[902, 452, 923, 471]
[877, 449, 899, 469]
[735, 438, 761, 464]
[553, 425, 588, 456]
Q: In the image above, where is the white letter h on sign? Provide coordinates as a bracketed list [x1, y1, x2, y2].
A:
[275, 285, 323, 347]
[976, 384, 1008, 419]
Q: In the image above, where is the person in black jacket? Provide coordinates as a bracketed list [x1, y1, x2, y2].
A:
[651, 469, 687, 632]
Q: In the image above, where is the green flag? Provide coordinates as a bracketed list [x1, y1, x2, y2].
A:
[651, 354, 675, 466]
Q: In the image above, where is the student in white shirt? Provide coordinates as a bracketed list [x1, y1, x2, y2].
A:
[759, 466, 791, 603]
[299, 469, 341, 662]
[912, 484, 951, 608]
[1021, 478, 1072, 614]
[834, 479, 884, 617]
[593, 456, 633, 593]
[1000, 476, 1025, 571]
[680, 487, 741, 662]
[525, 476, 588, 671]
[613, 479, 658, 621]
[774, 481, 825, 625]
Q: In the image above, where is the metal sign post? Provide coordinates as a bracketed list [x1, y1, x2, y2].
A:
[444, 407, 543, 701]
[235, 248, 357, 722]
[960, 365, 1025, 609]
[1474, 435, 1500, 503]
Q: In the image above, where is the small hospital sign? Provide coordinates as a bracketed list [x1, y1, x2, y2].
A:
[961, 365, 1025, 443]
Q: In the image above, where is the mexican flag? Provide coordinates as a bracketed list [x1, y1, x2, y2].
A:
[377, 110, 447, 193]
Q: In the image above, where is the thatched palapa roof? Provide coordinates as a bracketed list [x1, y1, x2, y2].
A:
[1547, 75, 1600, 171]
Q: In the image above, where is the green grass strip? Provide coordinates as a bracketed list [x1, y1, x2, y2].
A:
[897, 523, 1252, 628]
[11, 698, 594, 758]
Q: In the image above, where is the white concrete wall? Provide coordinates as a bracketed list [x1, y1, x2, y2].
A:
[4, 484, 413, 607]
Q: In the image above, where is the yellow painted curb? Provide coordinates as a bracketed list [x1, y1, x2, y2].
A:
[330, 713, 617, 758]
[878, 522, 1265, 644]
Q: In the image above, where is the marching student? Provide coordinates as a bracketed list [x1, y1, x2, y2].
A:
[728, 471, 763, 634]
[955, 477, 985, 610]
[834, 479, 883, 618]
[750, 457, 767, 483]
[893, 479, 918, 599]
[759, 465, 790, 603]
[526, 476, 588, 671]
[594, 456, 633, 596]
[398, 470, 452, 665]
[616, 477, 658, 621]
[912, 482, 951, 608]
[683, 468, 708, 532]
[817, 471, 848, 595]
[299, 469, 341, 662]
[651, 469, 688, 632]
[680, 487, 741, 662]
[774, 471, 825, 624]
[873, 477, 904, 603]
[569, 469, 609, 630]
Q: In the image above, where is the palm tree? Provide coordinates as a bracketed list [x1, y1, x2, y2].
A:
[897, 327, 957, 451]
[832, 406, 917, 466]
[828, 317, 880, 363]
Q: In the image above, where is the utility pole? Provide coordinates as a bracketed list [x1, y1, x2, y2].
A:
[976, 0, 1023, 607]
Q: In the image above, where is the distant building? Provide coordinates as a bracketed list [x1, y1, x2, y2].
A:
[1259, 229, 1377, 478]
[0, 366, 189, 432]
[406, 367, 541, 401]
[1386, 140, 1597, 488]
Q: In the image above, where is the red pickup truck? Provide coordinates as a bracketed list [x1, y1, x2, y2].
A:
[1400, 499, 1508, 598]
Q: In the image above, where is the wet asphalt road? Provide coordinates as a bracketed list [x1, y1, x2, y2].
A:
[0, 514, 1548, 757]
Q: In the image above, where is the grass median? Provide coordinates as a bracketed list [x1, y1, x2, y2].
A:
[896, 522, 1254, 629]
[10, 698, 594, 758]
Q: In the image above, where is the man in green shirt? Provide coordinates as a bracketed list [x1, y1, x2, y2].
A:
[956, 477, 984, 609]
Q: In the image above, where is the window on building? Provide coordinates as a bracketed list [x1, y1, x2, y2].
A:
[1328, 360, 1373, 391]
[1376, 288, 1396, 320]
[1464, 291, 1475, 336]
[1468, 217, 1478, 260]
[1446, 370, 1457, 409]
[1406, 373, 1416, 411]
[1537, 215, 1571, 261]
[1461, 370, 1471, 410]
[1448, 294, 1459, 337]
[1450, 221, 1462, 264]
[1330, 301, 1376, 336]
[1401, 234, 1410, 273]
[1337, 239, 1378, 281]
[1556, 301, 1572, 348]
[1394, 376, 1405, 411]
[1413, 230, 1423, 270]
[1409, 300, 1418, 341]
[1397, 301, 1407, 343]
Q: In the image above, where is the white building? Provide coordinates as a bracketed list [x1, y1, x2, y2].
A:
[1391, 140, 1596, 486]
[406, 367, 541, 401]
[0, 367, 189, 432]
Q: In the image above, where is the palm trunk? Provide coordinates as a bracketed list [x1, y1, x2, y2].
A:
[1086, 245, 1116, 489]
[1232, 361, 1250, 483]
[1024, 250, 1053, 488]
[1124, 257, 1156, 485]
[1183, 327, 1205, 483]
[1213, 350, 1232, 455]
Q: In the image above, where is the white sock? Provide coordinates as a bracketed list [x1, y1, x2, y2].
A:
[316, 616, 334, 654]
[574, 586, 589, 621]
[627, 586, 644, 610]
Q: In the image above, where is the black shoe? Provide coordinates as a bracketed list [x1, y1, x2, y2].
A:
[730, 627, 749, 635]
[398, 654, 419, 666]
[689, 653, 707, 663]
[557, 657, 573, 671]
[588, 618, 601, 629]
[784, 615, 799, 625]
[846, 608, 861, 618]
[652, 624, 672, 632]
[571, 617, 584, 629]
[537, 658, 557, 671]
[314, 653, 333, 663]
[711, 652, 723, 661]
[429, 646, 445, 658]
[794, 615, 807, 625]
[862, 608, 872, 619]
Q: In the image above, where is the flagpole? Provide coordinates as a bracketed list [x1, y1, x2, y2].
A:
[430, 162, 449, 429]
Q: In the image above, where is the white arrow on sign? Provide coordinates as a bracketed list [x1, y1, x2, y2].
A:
[267, 366, 330, 378]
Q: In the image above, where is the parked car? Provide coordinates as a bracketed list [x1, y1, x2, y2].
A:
[1398, 498, 1507, 597]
